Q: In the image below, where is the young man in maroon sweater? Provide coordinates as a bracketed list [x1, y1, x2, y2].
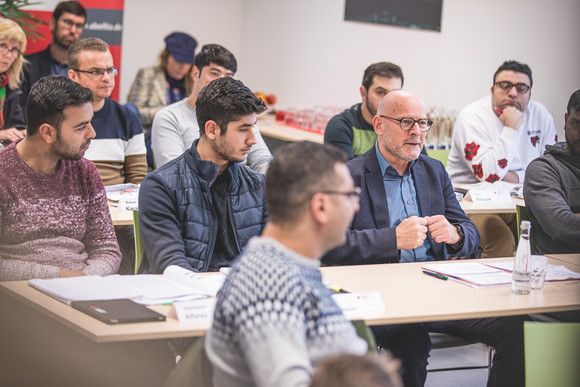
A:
[0, 75, 121, 281]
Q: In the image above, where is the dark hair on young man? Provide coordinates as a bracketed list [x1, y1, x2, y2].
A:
[567, 89, 580, 115]
[265, 141, 348, 225]
[26, 75, 93, 136]
[196, 77, 266, 136]
[362, 62, 404, 91]
[493, 60, 533, 89]
[67, 38, 109, 71]
[53, 1, 87, 22]
[194, 44, 237, 74]
[310, 353, 403, 387]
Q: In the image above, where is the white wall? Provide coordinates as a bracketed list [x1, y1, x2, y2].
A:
[237, 0, 580, 133]
[29, 0, 580, 132]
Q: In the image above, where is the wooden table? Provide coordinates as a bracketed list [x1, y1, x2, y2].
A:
[1, 256, 578, 386]
[321, 257, 580, 325]
[258, 114, 323, 143]
[545, 254, 580, 270]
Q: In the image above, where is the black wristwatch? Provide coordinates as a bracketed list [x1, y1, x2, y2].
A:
[449, 224, 465, 250]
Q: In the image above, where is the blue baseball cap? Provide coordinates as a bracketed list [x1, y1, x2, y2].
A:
[164, 32, 197, 65]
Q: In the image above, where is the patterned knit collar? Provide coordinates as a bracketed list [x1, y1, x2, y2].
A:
[247, 237, 321, 270]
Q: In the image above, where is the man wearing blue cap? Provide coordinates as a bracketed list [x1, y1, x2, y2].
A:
[128, 32, 197, 139]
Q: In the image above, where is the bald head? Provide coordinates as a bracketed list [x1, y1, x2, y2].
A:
[377, 90, 426, 117]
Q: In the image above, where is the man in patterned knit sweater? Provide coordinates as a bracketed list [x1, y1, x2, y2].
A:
[206, 141, 368, 387]
[0, 75, 121, 281]
[447, 60, 556, 257]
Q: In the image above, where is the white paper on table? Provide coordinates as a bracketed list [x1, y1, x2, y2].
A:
[484, 261, 580, 281]
[28, 275, 142, 305]
[163, 265, 225, 297]
[105, 183, 140, 202]
[423, 262, 505, 276]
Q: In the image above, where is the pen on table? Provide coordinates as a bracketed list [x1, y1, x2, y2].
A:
[329, 285, 349, 294]
[494, 106, 503, 115]
[422, 270, 448, 281]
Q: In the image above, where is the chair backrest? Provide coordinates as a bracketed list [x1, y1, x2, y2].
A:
[132, 210, 145, 275]
[351, 320, 378, 354]
[524, 321, 580, 387]
[426, 149, 450, 167]
[515, 205, 537, 253]
[163, 336, 213, 387]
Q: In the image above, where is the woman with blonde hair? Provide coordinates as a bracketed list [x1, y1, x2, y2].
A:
[0, 18, 27, 145]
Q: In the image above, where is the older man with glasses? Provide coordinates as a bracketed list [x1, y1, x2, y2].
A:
[323, 90, 526, 387]
[447, 60, 557, 258]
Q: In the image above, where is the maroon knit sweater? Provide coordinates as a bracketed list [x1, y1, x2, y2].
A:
[0, 142, 121, 280]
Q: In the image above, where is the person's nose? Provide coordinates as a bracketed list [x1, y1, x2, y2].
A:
[87, 123, 96, 139]
[507, 85, 518, 98]
[408, 121, 421, 136]
[247, 128, 257, 145]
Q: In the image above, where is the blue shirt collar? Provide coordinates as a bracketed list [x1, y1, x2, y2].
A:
[374, 142, 417, 177]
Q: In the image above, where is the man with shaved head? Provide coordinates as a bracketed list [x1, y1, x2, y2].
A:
[323, 90, 526, 387]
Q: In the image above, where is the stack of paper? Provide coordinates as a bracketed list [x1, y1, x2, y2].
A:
[485, 261, 580, 282]
[422, 262, 513, 288]
[28, 265, 226, 305]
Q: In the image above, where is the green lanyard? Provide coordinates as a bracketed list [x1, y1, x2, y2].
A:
[0, 86, 5, 100]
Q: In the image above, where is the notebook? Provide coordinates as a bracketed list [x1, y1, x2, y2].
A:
[71, 299, 166, 324]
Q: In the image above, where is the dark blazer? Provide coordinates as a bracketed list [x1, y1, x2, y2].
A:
[322, 147, 480, 265]
[20, 46, 53, 108]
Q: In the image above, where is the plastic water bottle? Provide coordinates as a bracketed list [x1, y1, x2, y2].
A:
[511, 221, 531, 294]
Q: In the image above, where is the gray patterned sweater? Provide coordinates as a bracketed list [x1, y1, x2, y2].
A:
[205, 237, 366, 387]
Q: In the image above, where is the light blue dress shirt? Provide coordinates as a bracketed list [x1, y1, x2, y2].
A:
[375, 143, 434, 262]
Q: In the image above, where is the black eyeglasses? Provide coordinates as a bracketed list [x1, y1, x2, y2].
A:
[73, 67, 118, 79]
[61, 19, 85, 30]
[380, 116, 433, 132]
[321, 187, 362, 201]
[0, 43, 21, 58]
[494, 81, 530, 94]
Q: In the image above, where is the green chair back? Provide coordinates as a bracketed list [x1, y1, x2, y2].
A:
[427, 149, 450, 167]
[516, 205, 537, 253]
[132, 210, 145, 275]
[351, 320, 378, 354]
[524, 321, 580, 387]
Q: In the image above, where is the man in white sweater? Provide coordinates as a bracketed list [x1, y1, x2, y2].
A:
[447, 60, 556, 257]
[151, 44, 272, 172]
[206, 142, 367, 387]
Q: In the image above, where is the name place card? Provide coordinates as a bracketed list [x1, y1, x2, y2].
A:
[332, 292, 386, 320]
[171, 298, 216, 323]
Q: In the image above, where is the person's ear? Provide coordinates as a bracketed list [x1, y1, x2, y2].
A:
[192, 65, 200, 81]
[68, 68, 77, 82]
[310, 192, 330, 225]
[373, 115, 384, 136]
[38, 124, 57, 144]
[360, 85, 367, 102]
[204, 120, 219, 140]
